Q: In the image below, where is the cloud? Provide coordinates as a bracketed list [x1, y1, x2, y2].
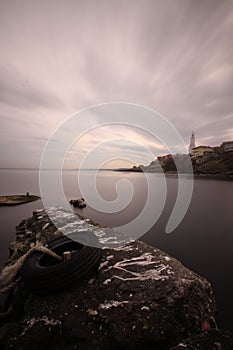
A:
[0, 64, 65, 110]
[0, 0, 233, 168]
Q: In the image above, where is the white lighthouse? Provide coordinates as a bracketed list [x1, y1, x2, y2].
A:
[189, 132, 196, 154]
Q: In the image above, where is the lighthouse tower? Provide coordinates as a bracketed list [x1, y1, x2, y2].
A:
[189, 132, 196, 154]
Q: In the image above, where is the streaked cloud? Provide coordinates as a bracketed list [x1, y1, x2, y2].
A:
[0, 0, 233, 168]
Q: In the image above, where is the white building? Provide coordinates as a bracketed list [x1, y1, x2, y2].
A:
[220, 141, 233, 152]
[188, 132, 196, 154]
[191, 146, 214, 158]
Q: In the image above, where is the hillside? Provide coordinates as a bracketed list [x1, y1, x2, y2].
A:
[123, 151, 233, 177]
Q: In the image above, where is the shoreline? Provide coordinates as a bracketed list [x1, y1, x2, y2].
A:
[115, 169, 233, 181]
[166, 172, 233, 181]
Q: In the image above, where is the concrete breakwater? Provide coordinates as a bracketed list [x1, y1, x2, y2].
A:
[0, 209, 232, 349]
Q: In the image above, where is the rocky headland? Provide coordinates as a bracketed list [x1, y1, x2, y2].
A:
[0, 209, 232, 349]
[119, 150, 233, 179]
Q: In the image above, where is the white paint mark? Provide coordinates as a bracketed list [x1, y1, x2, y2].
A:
[103, 278, 112, 285]
[99, 260, 109, 270]
[112, 245, 134, 252]
[141, 306, 150, 311]
[102, 253, 171, 284]
[42, 223, 50, 230]
[99, 300, 129, 310]
[87, 309, 98, 316]
[104, 268, 169, 283]
[164, 256, 171, 261]
[106, 255, 114, 260]
[20, 316, 61, 337]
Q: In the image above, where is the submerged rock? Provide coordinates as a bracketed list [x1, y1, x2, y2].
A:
[69, 198, 86, 208]
[0, 210, 231, 349]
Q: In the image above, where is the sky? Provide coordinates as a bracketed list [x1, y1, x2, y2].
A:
[0, 0, 233, 169]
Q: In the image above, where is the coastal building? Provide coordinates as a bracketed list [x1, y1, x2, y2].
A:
[213, 146, 221, 153]
[220, 141, 233, 152]
[195, 156, 205, 165]
[189, 132, 196, 154]
[157, 154, 173, 166]
[191, 146, 214, 158]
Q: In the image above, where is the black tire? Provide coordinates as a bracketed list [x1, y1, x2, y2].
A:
[20, 234, 101, 295]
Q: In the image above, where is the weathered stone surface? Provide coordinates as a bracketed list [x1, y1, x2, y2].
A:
[7, 210, 63, 265]
[171, 329, 233, 350]
[0, 210, 231, 349]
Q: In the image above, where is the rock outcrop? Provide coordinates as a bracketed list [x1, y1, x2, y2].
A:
[0, 210, 232, 349]
[0, 195, 40, 206]
[69, 198, 86, 208]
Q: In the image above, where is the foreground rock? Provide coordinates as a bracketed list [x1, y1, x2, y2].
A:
[171, 329, 233, 349]
[0, 210, 232, 349]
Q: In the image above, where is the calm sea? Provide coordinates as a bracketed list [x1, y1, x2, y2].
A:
[0, 169, 233, 331]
